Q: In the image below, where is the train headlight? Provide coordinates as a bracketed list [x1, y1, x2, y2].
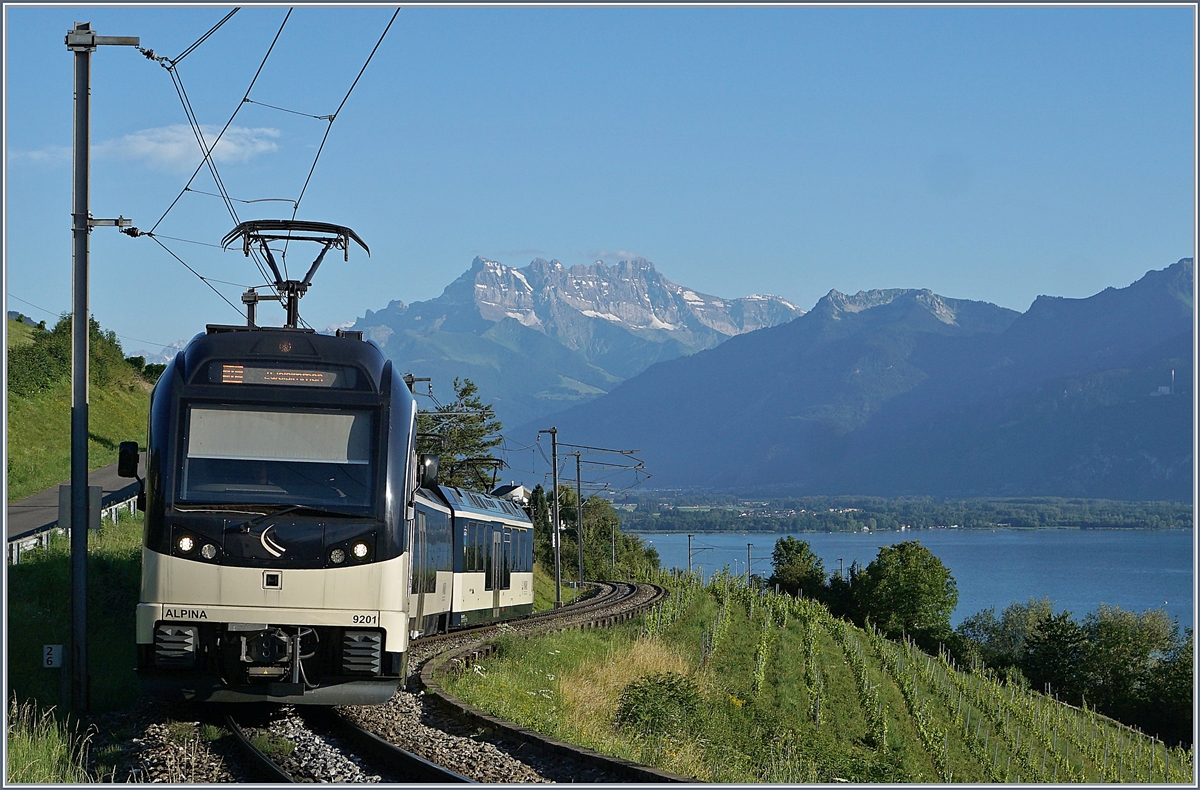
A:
[200, 543, 218, 560]
[177, 535, 196, 553]
[351, 542, 370, 560]
[329, 548, 347, 564]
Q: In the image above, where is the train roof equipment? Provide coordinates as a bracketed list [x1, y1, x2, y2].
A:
[221, 219, 370, 329]
[437, 486, 531, 523]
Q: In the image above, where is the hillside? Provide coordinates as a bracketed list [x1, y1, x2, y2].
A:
[6, 318, 151, 502]
[521, 259, 1193, 500]
[444, 575, 1193, 782]
[351, 256, 802, 426]
[7, 317, 38, 348]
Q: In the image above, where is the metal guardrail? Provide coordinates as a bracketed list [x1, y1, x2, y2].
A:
[6, 481, 139, 565]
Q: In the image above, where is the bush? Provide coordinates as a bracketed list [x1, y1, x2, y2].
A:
[613, 672, 702, 736]
[7, 315, 143, 395]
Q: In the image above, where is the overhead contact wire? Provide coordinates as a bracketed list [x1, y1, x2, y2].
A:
[150, 7, 293, 234]
[149, 236, 247, 319]
[172, 8, 240, 65]
[283, 7, 400, 259]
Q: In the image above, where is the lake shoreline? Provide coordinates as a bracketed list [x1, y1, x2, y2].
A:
[630, 525, 1195, 534]
[632, 527, 1194, 627]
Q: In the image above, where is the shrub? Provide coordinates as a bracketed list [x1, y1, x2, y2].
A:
[613, 672, 702, 736]
[7, 315, 141, 395]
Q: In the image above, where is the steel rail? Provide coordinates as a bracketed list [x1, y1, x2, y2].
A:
[415, 583, 690, 783]
[303, 708, 475, 783]
[223, 713, 296, 783]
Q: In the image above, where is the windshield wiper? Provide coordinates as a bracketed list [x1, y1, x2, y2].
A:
[227, 505, 305, 534]
[225, 504, 369, 534]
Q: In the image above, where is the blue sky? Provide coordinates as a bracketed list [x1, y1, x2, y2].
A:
[3, 5, 1195, 355]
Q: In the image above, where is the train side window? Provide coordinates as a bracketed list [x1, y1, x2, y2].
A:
[502, 527, 512, 589]
[412, 509, 426, 594]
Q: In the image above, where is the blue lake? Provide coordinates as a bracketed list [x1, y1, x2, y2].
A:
[631, 528, 1195, 628]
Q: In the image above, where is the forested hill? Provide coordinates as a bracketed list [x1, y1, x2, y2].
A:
[523, 259, 1193, 501]
[617, 495, 1192, 533]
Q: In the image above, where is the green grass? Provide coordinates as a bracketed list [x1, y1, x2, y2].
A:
[250, 732, 295, 759]
[5, 695, 96, 783]
[532, 561, 582, 611]
[6, 375, 150, 502]
[443, 575, 1196, 783]
[8, 318, 38, 347]
[6, 509, 144, 714]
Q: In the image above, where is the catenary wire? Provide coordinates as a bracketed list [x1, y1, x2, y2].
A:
[242, 98, 332, 120]
[6, 293, 61, 318]
[148, 236, 247, 320]
[149, 7, 292, 234]
[185, 187, 298, 207]
[7, 293, 174, 349]
[283, 7, 400, 260]
[171, 7, 240, 65]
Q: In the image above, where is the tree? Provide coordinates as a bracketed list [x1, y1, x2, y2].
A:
[853, 541, 957, 644]
[957, 597, 1054, 669]
[1082, 604, 1176, 719]
[768, 536, 827, 599]
[415, 377, 502, 492]
[553, 485, 659, 581]
[1143, 628, 1193, 745]
[1021, 610, 1089, 704]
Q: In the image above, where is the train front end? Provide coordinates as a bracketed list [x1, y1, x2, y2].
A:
[135, 325, 416, 705]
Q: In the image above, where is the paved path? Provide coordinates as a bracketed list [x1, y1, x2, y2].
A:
[6, 458, 143, 541]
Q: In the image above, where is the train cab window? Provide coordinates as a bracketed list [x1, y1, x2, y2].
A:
[178, 404, 377, 508]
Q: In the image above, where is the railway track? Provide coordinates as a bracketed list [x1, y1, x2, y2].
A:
[224, 708, 474, 783]
[209, 581, 678, 784]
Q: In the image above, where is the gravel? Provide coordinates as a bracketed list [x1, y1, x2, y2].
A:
[338, 687, 551, 783]
[267, 707, 382, 783]
[85, 699, 241, 783]
[74, 582, 656, 783]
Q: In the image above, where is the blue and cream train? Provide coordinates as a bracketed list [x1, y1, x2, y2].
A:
[126, 322, 534, 705]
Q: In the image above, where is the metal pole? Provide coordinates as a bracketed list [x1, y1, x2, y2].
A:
[747, 543, 752, 585]
[538, 428, 562, 608]
[551, 429, 561, 607]
[68, 25, 92, 715]
[65, 22, 139, 714]
[688, 534, 693, 574]
[575, 453, 583, 586]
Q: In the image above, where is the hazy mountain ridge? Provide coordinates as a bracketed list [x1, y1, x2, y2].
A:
[352, 256, 803, 424]
[518, 259, 1193, 501]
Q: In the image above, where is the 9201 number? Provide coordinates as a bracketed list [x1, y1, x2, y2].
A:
[352, 613, 378, 625]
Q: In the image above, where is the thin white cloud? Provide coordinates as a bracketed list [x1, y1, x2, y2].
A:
[7, 145, 71, 165]
[8, 125, 280, 172]
[588, 249, 646, 262]
[94, 124, 280, 172]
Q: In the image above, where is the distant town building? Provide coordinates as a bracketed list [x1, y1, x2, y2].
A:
[490, 483, 531, 505]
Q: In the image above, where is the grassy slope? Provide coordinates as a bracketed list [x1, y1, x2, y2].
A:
[8, 318, 37, 347]
[444, 582, 1194, 783]
[533, 561, 582, 611]
[6, 320, 150, 501]
[6, 511, 143, 713]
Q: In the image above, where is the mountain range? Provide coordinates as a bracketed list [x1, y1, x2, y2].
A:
[350, 256, 802, 426]
[514, 259, 1193, 501]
